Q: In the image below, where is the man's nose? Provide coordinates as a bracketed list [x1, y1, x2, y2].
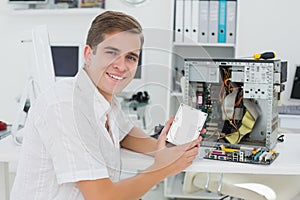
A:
[111, 56, 127, 72]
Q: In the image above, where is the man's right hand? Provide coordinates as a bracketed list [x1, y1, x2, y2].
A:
[145, 116, 202, 176]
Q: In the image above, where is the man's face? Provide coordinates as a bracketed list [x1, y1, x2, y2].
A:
[84, 31, 141, 101]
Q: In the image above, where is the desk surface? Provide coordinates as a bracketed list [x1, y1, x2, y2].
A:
[0, 135, 20, 163]
[0, 125, 11, 140]
[1, 133, 300, 175]
[278, 114, 300, 130]
[122, 133, 300, 175]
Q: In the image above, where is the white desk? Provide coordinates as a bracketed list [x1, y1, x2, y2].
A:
[279, 114, 300, 130]
[0, 135, 20, 200]
[0, 125, 11, 140]
[1, 133, 300, 200]
[121, 133, 300, 175]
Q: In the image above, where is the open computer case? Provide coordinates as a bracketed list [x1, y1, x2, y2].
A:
[183, 58, 287, 150]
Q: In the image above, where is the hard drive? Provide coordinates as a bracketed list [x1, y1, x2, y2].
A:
[166, 103, 207, 145]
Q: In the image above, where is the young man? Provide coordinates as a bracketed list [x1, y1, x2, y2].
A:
[11, 11, 201, 200]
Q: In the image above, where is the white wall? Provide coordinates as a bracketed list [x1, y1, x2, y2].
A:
[0, 0, 174, 128]
[236, 0, 300, 105]
[1, 0, 300, 125]
[106, 1, 175, 129]
[0, 4, 99, 122]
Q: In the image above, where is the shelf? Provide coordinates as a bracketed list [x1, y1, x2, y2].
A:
[173, 42, 236, 48]
[9, 7, 105, 15]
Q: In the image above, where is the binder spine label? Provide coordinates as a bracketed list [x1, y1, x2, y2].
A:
[218, 0, 227, 43]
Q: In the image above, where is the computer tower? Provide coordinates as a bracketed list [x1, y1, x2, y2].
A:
[183, 58, 287, 149]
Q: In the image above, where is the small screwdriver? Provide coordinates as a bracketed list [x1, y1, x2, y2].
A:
[253, 52, 276, 60]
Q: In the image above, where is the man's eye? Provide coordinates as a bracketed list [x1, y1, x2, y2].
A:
[127, 55, 137, 62]
[106, 51, 117, 56]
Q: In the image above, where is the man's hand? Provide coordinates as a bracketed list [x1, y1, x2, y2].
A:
[145, 116, 202, 176]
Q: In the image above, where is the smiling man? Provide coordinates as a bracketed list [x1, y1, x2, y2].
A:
[84, 30, 141, 101]
[11, 11, 201, 200]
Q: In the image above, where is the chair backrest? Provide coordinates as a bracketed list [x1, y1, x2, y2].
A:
[183, 172, 277, 200]
[30, 25, 55, 98]
[11, 25, 55, 145]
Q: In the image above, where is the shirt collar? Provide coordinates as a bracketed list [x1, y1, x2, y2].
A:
[75, 68, 113, 118]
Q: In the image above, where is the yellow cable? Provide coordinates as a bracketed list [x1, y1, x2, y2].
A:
[225, 110, 255, 144]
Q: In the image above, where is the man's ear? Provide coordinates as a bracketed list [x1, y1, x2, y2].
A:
[84, 45, 92, 66]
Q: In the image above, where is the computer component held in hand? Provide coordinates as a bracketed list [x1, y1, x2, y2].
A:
[166, 103, 207, 145]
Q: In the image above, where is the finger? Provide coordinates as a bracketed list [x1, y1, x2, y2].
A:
[186, 156, 198, 164]
[157, 116, 175, 149]
[163, 116, 175, 135]
[187, 147, 199, 158]
[158, 116, 174, 139]
[200, 128, 207, 134]
[183, 137, 202, 151]
[199, 129, 206, 138]
[185, 155, 199, 164]
[181, 148, 199, 163]
[197, 136, 203, 147]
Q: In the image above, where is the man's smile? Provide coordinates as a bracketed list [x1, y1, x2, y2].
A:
[106, 72, 126, 81]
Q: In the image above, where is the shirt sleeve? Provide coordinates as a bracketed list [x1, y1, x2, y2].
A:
[114, 107, 135, 142]
[35, 102, 109, 184]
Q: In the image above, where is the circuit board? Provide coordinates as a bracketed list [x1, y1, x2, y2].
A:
[203, 145, 279, 165]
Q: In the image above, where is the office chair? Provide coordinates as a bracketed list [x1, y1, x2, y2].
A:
[183, 172, 300, 200]
[12, 25, 56, 146]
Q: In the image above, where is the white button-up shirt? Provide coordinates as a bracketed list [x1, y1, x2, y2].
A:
[11, 69, 134, 200]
